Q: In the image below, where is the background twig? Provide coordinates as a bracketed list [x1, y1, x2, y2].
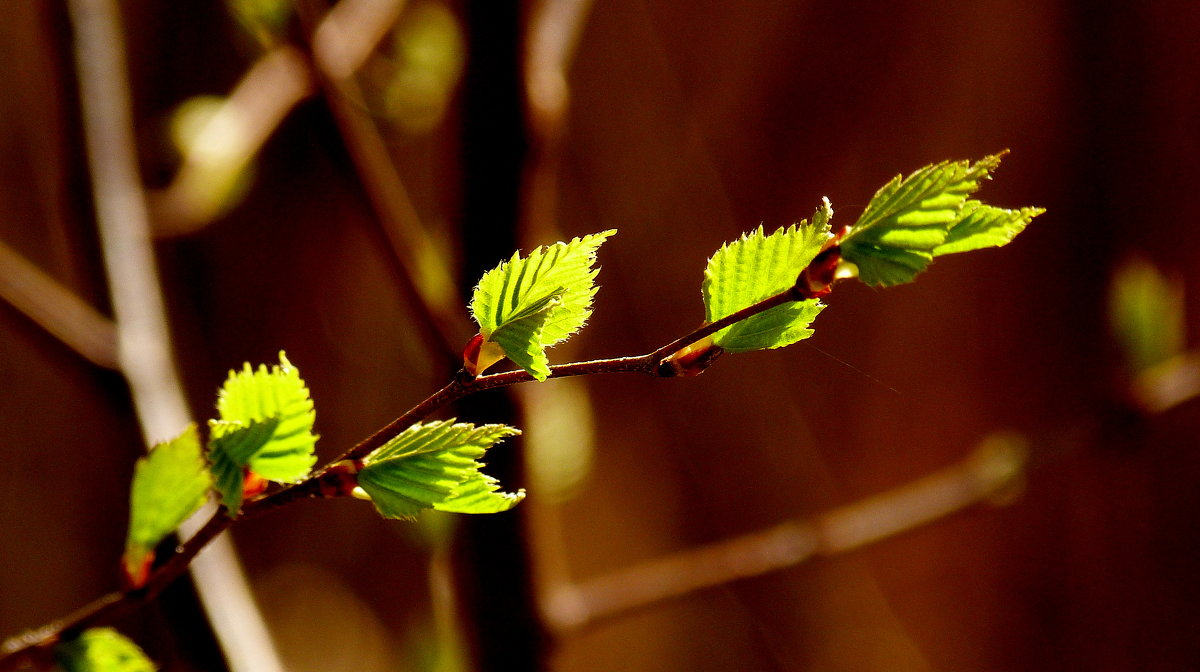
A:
[0, 238, 117, 369]
[542, 434, 1029, 633]
[65, 2, 283, 671]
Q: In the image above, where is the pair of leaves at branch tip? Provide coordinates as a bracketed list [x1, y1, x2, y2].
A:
[839, 152, 1044, 286]
[701, 199, 833, 352]
[122, 425, 211, 587]
[55, 628, 156, 672]
[469, 230, 616, 380]
[356, 420, 525, 520]
[208, 351, 318, 514]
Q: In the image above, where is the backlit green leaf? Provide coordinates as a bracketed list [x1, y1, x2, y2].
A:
[215, 351, 318, 483]
[123, 425, 211, 585]
[55, 628, 156, 672]
[488, 287, 565, 381]
[207, 418, 280, 515]
[433, 470, 526, 514]
[841, 153, 1042, 286]
[357, 420, 524, 520]
[702, 201, 832, 352]
[934, 201, 1044, 256]
[470, 230, 615, 380]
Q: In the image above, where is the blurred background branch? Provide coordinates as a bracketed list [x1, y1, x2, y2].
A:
[66, 1, 284, 670]
[542, 433, 1029, 633]
[0, 239, 117, 369]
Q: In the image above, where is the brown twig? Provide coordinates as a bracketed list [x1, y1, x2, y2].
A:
[0, 263, 820, 668]
[540, 433, 1030, 633]
[0, 473, 333, 671]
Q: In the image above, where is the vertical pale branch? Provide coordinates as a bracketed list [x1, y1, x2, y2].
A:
[64, 2, 285, 671]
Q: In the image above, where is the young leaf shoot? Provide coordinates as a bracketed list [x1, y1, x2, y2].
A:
[208, 352, 317, 514]
[356, 420, 524, 520]
[468, 230, 615, 380]
[702, 200, 834, 352]
[122, 425, 211, 588]
[840, 152, 1043, 286]
[0, 153, 1049, 665]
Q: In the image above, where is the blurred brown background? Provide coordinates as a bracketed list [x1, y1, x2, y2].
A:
[2, 1, 1199, 670]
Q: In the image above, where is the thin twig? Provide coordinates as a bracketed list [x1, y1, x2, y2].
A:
[525, 0, 595, 140]
[301, 0, 467, 366]
[64, 2, 284, 672]
[152, 46, 315, 234]
[0, 266, 816, 666]
[0, 238, 118, 369]
[1130, 350, 1200, 414]
[333, 287, 805, 463]
[311, 0, 408, 80]
[540, 434, 1030, 634]
[154, 0, 465, 363]
[0, 472, 335, 671]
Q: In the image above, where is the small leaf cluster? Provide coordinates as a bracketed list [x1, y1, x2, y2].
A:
[466, 230, 614, 380]
[463, 152, 1040, 376]
[1110, 258, 1186, 372]
[701, 199, 834, 352]
[839, 152, 1044, 286]
[121, 352, 320, 587]
[96, 152, 1039, 672]
[121, 353, 522, 588]
[209, 353, 318, 513]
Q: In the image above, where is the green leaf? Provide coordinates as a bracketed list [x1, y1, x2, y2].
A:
[208, 418, 280, 515]
[123, 425, 211, 585]
[357, 420, 524, 520]
[470, 230, 615, 380]
[433, 470, 526, 514]
[215, 351, 318, 483]
[841, 153, 1039, 286]
[55, 628, 156, 672]
[934, 201, 1044, 256]
[702, 202, 832, 352]
[488, 287, 566, 381]
[125, 426, 210, 545]
[1110, 257, 1186, 372]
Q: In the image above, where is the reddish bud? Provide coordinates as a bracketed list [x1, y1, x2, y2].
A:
[660, 336, 724, 377]
[462, 333, 484, 372]
[242, 469, 269, 499]
[462, 333, 508, 378]
[796, 246, 842, 299]
[317, 461, 361, 498]
[121, 548, 154, 590]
